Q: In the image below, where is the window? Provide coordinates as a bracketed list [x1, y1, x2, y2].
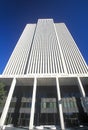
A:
[41, 102, 46, 108]
[46, 102, 50, 108]
[22, 102, 26, 108]
[26, 102, 31, 107]
[10, 102, 16, 107]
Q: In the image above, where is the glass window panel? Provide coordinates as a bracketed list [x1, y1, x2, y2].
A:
[26, 102, 31, 108]
[64, 101, 67, 108]
[54, 102, 56, 108]
[46, 102, 50, 108]
[70, 101, 74, 108]
[41, 102, 46, 108]
[22, 102, 27, 108]
[50, 102, 53, 108]
[10, 102, 16, 107]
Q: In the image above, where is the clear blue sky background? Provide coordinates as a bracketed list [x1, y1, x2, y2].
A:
[0, 0, 88, 74]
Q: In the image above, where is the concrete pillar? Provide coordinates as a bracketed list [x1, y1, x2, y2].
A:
[29, 77, 37, 129]
[77, 77, 86, 97]
[0, 78, 16, 128]
[56, 77, 65, 130]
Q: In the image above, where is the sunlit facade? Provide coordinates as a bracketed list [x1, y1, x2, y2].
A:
[0, 19, 88, 130]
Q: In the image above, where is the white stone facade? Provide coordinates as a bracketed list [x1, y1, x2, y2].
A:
[0, 19, 88, 130]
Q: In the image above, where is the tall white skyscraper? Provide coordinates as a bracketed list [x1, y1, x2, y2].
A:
[0, 19, 88, 130]
[3, 19, 88, 75]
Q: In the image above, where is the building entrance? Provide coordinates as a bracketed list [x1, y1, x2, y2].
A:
[34, 83, 60, 127]
[34, 97, 60, 126]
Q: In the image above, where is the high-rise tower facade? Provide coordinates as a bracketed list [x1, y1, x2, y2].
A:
[0, 19, 88, 130]
[3, 19, 88, 75]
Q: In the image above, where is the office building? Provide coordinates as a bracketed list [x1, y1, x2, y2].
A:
[0, 19, 88, 130]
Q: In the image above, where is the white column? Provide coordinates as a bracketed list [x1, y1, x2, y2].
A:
[0, 78, 16, 127]
[77, 77, 86, 97]
[29, 77, 37, 129]
[77, 77, 88, 113]
[56, 77, 65, 130]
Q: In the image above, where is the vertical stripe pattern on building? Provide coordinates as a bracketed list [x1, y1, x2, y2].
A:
[3, 19, 88, 75]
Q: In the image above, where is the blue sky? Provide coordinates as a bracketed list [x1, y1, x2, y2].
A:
[0, 0, 88, 74]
